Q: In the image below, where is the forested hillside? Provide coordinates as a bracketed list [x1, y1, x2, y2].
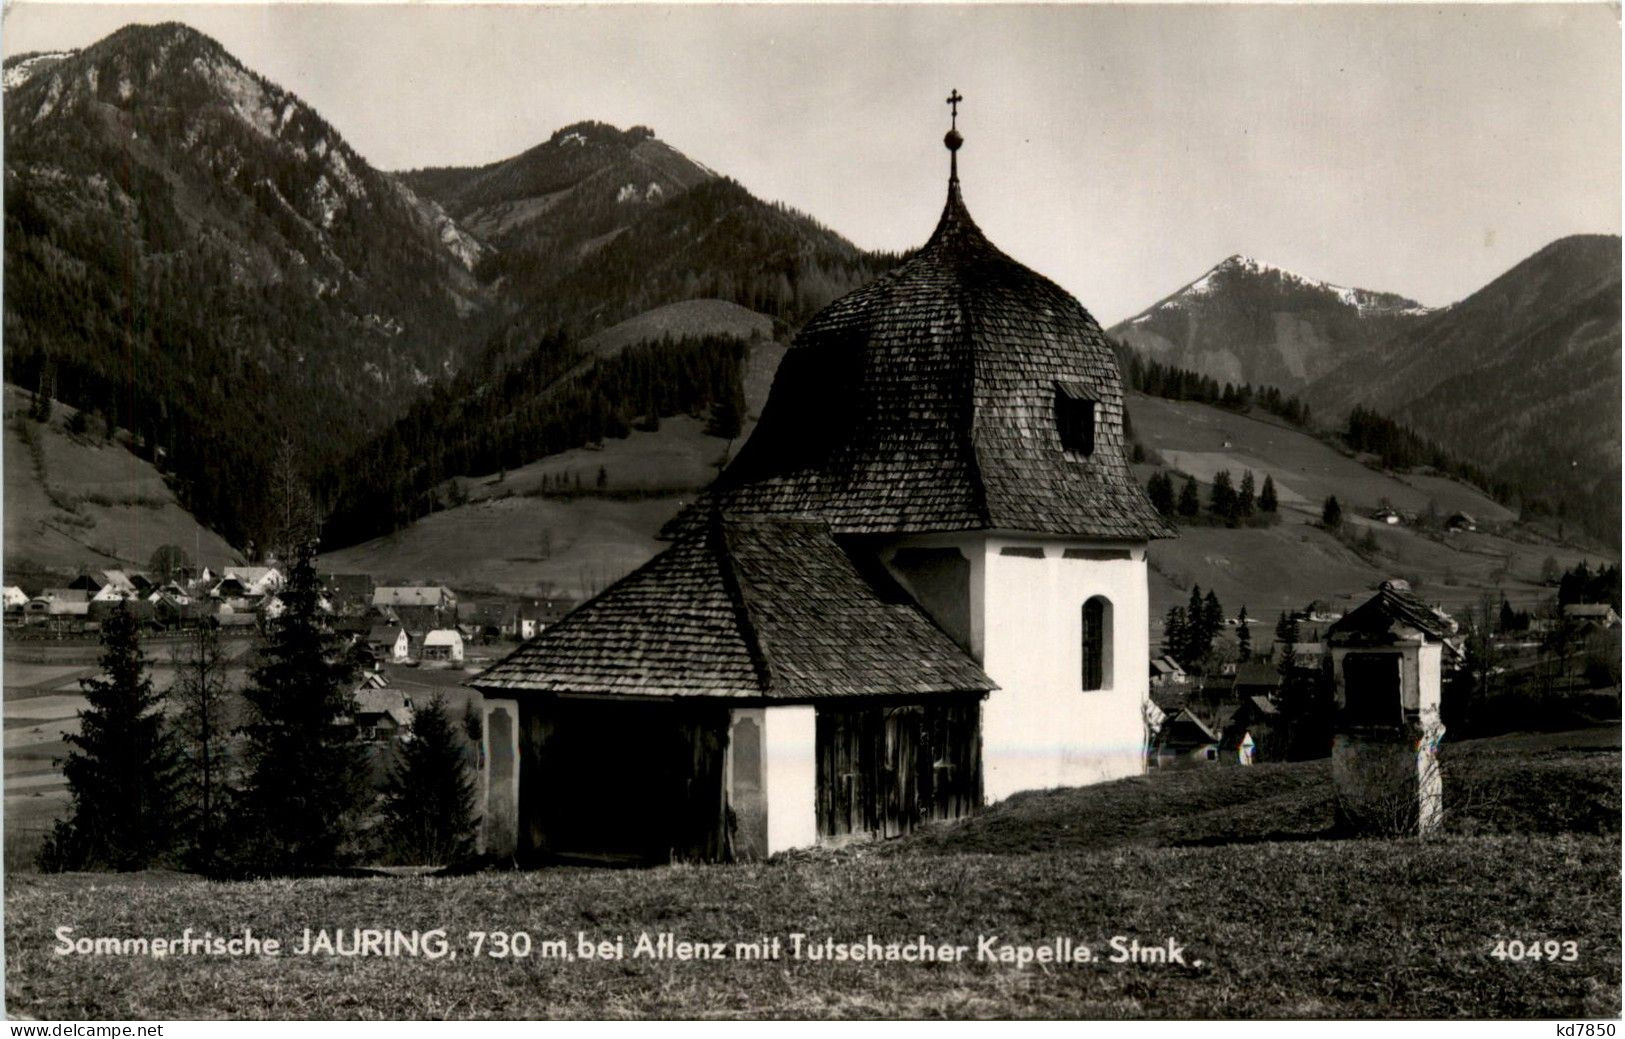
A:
[319, 332, 754, 547]
[2, 24, 490, 547]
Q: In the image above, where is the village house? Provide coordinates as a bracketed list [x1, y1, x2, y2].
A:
[458, 601, 518, 642]
[374, 585, 457, 611]
[367, 624, 410, 664]
[220, 566, 282, 598]
[3, 586, 29, 613]
[1152, 709, 1221, 769]
[421, 628, 465, 665]
[1230, 660, 1283, 701]
[1562, 602, 1621, 631]
[472, 106, 1172, 863]
[352, 686, 414, 742]
[1148, 655, 1188, 690]
[515, 598, 576, 640]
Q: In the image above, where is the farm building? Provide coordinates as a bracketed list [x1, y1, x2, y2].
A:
[472, 107, 1171, 863]
[3, 586, 27, 612]
[422, 629, 465, 664]
[1562, 603, 1620, 630]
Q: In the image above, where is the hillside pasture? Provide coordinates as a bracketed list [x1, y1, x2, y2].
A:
[1129, 392, 1611, 622]
[1128, 392, 1515, 525]
[4, 728, 1616, 1019]
[2, 385, 240, 574]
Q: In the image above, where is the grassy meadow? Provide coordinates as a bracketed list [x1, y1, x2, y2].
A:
[5, 728, 1618, 1019]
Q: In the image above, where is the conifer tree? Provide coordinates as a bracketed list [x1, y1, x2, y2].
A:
[1162, 606, 1187, 663]
[1259, 474, 1279, 513]
[1238, 471, 1256, 516]
[235, 540, 368, 874]
[1177, 476, 1200, 518]
[42, 603, 180, 871]
[383, 695, 478, 865]
[1321, 495, 1343, 529]
[1209, 470, 1237, 522]
[173, 624, 233, 874]
[1277, 611, 1301, 677]
[1236, 605, 1252, 661]
[1147, 472, 1175, 516]
[1203, 590, 1224, 645]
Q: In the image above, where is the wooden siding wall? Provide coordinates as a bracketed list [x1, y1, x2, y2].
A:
[816, 696, 983, 841]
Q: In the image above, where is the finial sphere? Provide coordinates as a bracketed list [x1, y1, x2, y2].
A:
[945, 128, 963, 152]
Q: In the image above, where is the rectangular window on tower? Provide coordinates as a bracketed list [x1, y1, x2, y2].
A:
[1055, 382, 1097, 456]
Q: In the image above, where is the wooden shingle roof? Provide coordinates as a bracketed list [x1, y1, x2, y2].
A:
[472, 515, 994, 702]
[670, 173, 1173, 542]
[1326, 581, 1457, 646]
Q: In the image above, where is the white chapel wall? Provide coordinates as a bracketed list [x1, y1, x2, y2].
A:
[976, 536, 1151, 800]
[761, 705, 817, 854]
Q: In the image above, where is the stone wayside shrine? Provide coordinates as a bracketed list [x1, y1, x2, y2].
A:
[472, 93, 1173, 864]
[1325, 580, 1457, 836]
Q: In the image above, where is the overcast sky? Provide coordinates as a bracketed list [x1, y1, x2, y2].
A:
[4, 3, 1619, 324]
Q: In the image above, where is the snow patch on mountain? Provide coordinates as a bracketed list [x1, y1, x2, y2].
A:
[1151, 254, 1431, 318]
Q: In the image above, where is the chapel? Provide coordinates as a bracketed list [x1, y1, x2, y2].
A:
[472, 95, 1173, 863]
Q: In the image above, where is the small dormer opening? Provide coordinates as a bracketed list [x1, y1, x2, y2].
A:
[1055, 382, 1097, 456]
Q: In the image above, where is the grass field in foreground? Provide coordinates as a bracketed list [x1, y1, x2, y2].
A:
[5, 729, 1619, 1020]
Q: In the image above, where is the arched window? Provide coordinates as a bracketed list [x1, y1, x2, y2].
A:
[1081, 596, 1114, 691]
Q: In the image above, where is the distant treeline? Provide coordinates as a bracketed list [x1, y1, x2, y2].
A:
[1343, 406, 1513, 503]
[1117, 347, 1517, 512]
[320, 332, 748, 547]
[1119, 354, 1312, 428]
[1557, 561, 1623, 612]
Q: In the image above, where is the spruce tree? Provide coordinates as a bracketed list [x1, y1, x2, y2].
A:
[1259, 474, 1279, 513]
[43, 602, 180, 871]
[1322, 495, 1343, 529]
[705, 363, 746, 439]
[1177, 476, 1200, 517]
[1236, 605, 1252, 661]
[383, 695, 478, 866]
[1209, 470, 1237, 522]
[236, 540, 368, 874]
[1277, 612, 1301, 677]
[1147, 472, 1175, 516]
[174, 624, 233, 874]
[1238, 471, 1256, 516]
[1162, 606, 1187, 663]
[1180, 585, 1209, 668]
[1203, 590, 1224, 646]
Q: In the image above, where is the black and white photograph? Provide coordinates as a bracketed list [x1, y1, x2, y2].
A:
[0, 0, 1619, 1023]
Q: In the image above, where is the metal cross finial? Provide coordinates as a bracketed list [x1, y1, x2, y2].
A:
[946, 89, 963, 129]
